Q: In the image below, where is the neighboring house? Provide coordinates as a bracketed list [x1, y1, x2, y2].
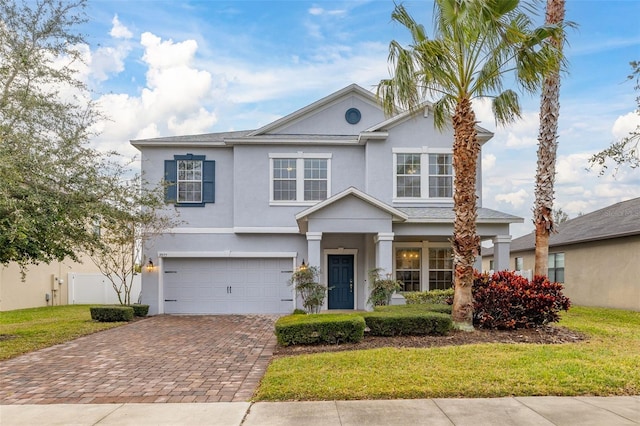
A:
[482, 197, 640, 311]
[132, 84, 522, 315]
[0, 254, 140, 311]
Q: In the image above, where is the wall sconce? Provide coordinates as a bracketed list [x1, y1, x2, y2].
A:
[146, 258, 154, 272]
[300, 259, 307, 270]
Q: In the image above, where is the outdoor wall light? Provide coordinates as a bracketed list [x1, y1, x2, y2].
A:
[300, 259, 307, 270]
[146, 258, 154, 272]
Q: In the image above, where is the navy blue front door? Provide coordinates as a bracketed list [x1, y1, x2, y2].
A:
[328, 255, 354, 309]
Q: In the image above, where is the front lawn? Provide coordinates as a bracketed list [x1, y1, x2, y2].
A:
[254, 306, 640, 400]
[0, 305, 129, 360]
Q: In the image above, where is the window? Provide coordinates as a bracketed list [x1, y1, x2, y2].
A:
[395, 248, 421, 291]
[270, 153, 331, 204]
[164, 154, 215, 206]
[428, 154, 453, 198]
[177, 159, 202, 203]
[394, 149, 453, 200]
[548, 253, 565, 283]
[515, 257, 524, 271]
[429, 248, 453, 290]
[396, 154, 421, 198]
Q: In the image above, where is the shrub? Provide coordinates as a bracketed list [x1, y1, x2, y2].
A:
[367, 268, 402, 306]
[473, 271, 571, 330]
[130, 304, 149, 317]
[289, 266, 328, 314]
[374, 303, 452, 315]
[292, 309, 307, 315]
[403, 288, 454, 305]
[363, 310, 452, 336]
[275, 314, 366, 346]
[90, 306, 134, 322]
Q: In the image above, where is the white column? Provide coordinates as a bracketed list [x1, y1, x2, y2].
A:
[374, 232, 394, 276]
[493, 235, 512, 271]
[306, 232, 322, 268]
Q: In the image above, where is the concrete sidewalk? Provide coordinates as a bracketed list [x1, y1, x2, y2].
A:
[1, 396, 638, 425]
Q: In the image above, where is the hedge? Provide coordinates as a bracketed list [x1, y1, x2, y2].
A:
[363, 310, 452, 336]
[130, 304, 149, 317]
[275, 314, 366, 346]
[90, 305, 134, 322]
[403, 288, 454, 305]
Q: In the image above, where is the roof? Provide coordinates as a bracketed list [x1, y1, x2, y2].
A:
[483, 197, 640, 255]
[399, 207, 523, 224]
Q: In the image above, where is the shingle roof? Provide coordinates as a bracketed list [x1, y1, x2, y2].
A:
[399, 207, 523, 223]
[484, 197, 640, 255]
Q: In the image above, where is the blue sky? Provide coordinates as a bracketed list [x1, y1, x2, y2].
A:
[78, 0, 640, 238]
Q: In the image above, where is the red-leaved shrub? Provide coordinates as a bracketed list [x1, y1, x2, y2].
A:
[472, 271, 571, 330]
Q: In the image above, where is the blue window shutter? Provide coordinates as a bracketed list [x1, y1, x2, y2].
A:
[164, 159, 177, 203]
[203, 160, 215, 203]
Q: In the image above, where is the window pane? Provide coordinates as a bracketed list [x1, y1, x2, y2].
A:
[428, 154, 452, 198]
[304, 180, 327, 201]
[303, 159, 328, 201]
[555, 253, 565, 268]
[397, 154, 421, 175]
[395, 248, 421, 292]
[397, 176, 421, 198]
[429, 248, 453, 290]
[548, 254, 556, 268]
[273, 180, 296, 201]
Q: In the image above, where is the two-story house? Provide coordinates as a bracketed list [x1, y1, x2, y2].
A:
[132, 84, 521, 315]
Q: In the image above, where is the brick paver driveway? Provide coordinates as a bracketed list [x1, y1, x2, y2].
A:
[0, 315, 278, 404]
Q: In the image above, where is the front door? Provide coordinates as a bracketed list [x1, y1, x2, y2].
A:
[327, 255, 354, 309]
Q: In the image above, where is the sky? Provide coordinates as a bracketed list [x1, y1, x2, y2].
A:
[77, 0, 640, 239]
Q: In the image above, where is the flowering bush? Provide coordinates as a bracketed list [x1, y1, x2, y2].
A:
[472, 271, 571, 330]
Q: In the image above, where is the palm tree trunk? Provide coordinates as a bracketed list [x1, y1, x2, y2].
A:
[534, 0, 564, 277]
[451, 97, 480, 330]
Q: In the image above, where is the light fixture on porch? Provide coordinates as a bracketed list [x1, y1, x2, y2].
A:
[146, 258, 154, 272]
[300, 259, 307, 270]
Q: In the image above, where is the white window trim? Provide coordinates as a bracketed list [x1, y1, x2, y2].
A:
[269, 152, 332, 206]
[392, 147, 453, 203]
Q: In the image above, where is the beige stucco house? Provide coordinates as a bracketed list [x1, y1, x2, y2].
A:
[482, 197, 640, 311]
[0, 254, 141, 311]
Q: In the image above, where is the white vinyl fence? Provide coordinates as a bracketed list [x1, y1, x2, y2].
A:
[68, 273, 141, 305]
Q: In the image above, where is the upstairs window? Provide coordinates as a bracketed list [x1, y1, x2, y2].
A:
[164, 154, 215, 206]
[270, 153, 331, 204]
[393, 149, 453, 201]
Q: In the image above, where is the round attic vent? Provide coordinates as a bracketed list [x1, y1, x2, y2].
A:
[345, 108, 361, 124]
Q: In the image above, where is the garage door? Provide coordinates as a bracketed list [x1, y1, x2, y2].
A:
[162, 258, 294, 314]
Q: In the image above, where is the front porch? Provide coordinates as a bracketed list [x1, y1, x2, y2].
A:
[295, 187, 522, 311]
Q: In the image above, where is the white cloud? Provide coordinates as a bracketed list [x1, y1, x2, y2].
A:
[482, 153, 496, 172]
[495, 189, 529, 208]
[91, 32, 218, 157]
[141, 32, 198, 69]
[90, 44, 131, 81]
[612, 111, 640, 139]
[110, 15, 133, 39]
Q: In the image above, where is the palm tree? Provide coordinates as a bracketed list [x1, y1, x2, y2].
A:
[533, 0, 566, 278]
[378, 0, 561, 330]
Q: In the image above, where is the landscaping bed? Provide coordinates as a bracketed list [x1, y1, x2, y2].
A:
[274, 324, 586, 357]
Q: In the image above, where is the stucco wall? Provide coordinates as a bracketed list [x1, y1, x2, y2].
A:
[0, 254, 102, 311]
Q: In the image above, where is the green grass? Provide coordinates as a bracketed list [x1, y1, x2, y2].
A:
[0, 305, 129, 360]
[255, 306, 640, 401]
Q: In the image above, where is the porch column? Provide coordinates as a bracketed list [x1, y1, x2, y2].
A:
[374, 232, 394, 276]
[493, 235, 511, 271]
[306, 232, 322, 268]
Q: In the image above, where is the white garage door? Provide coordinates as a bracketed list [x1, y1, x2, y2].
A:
[163, 258, 294, 314]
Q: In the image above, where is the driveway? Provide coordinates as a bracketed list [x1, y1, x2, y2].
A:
[0, 315, 278, 404]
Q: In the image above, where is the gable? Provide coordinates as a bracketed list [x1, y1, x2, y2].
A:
[250, 85, 386, 136]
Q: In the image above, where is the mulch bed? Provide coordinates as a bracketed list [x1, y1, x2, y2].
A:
[273, 325, 587, 357]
